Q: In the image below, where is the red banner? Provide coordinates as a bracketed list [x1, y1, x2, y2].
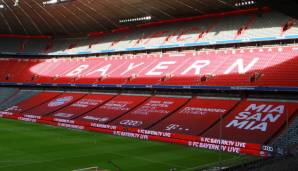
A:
[0, 113, 270, 157]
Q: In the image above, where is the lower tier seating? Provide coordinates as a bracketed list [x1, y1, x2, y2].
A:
[0, 88, 19, 106]
[48, 93, 115, 120]
[150, 97, 240, 135]
[76, 94, 149, 124]
[1, 89, 297, 145]
[0, 89, 40, 110]
[203, 99, 298, 144]
[22, 92, 85, 118]
[110, 96, 190, 129]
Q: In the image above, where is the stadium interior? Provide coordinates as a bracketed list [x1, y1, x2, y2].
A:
[0, 0, 298, 170]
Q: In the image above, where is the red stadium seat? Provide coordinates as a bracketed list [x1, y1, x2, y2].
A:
[76, 94, 149, 124]
[110, 96, 189, 129]
[203, 99, 298, 144]
[1, 46, 298, 88]
[0, 91, 61, 115]
[48, 93, 115, 120]
[151, 97, 240, 135]
[21, 92, 86, 118]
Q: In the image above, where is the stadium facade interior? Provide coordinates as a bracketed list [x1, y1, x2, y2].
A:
[0, 0, 297, 170]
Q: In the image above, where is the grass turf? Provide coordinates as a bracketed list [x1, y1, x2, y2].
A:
[0, 118, 255, 171]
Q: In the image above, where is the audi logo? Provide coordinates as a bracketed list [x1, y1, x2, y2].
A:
[119, 120, 143, 126]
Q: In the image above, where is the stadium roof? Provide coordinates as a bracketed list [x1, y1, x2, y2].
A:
[0, 0, 251, 36]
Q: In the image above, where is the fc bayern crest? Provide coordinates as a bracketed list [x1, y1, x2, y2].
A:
[48, 96, 73, 107]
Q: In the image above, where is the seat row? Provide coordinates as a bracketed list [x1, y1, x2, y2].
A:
[1, 45, 298, 88]
[1, 90, 297, 144]
[0, 11, 297, 55]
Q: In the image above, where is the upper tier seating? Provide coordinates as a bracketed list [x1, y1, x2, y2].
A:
[0, 11, 297, 55]
[0, 45, 297, 89]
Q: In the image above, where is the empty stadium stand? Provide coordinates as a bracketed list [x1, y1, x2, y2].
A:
[0, 89, 40, 110]
[110, 96, 190, 129]
[150, 97, 240, 135]
[21, 92, 85, 118]
[0, 11, 297, 56]
[76, 94, 149, 124]
[1, 89, 296, 152]
[0, 6, 297, 161]
[48, 93, 115, 120]
[0, 88, 19, 105]
[1, 91, 62, 115]
[203, 98, 298, 144]
[0, 45, 298, 91]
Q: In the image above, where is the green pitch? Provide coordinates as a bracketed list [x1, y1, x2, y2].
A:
[0, 119, 255, 171]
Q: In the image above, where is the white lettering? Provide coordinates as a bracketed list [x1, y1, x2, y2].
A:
[181, 60, 210, 75]
[86, 64, 111, 76]
[120, 63, 144, 76]
[146, 61, 176, 76]
[226, 120, 248, 129]
[66, 64, 89, 76]
[224, 58, 259, 74]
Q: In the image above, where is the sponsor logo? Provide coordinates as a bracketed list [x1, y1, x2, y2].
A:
[165, 124, 189, 131]
[262, 145, 274, 152]
[24, 115, 41, 119]
[48, 96, 73, 107]
[0, 111, 13, 115]
[200, 137, 246, 147]
[71, 99, 102, 108]
[90, 123, 117, 130]
[132, 100, 173, 115]
[54, 113, 74, 118]
[83, 116, 109, 122]
[137, 129, 171, 137]
[54, 118, 74, 124]
[188, 141, 241, 153]
[119, 120, 143, 126]
[18, 117, 37, 123]
[5, 106, 22, 112]
[58, 123, 84, 130]
[180, 107, 226, 115]
[101, 101, 131, 111]
[113, 131, 148, 140]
